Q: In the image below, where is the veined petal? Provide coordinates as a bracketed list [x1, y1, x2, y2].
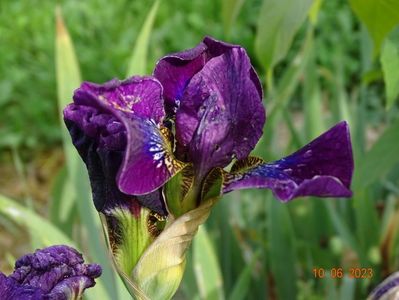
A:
[153, 42, 208, 114]
[176, 47, 265, 178]
[223, 122, 354, 201]
[64, 110, 167, 214]
[73, 76, 165, 123]
[153, 36, 263, 116]
[63, 76, 177, 213]
[203, 36, 263, 99]
[117, 116, 186, 196]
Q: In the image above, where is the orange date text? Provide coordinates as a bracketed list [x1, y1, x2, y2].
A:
[312, 267, 373, 279]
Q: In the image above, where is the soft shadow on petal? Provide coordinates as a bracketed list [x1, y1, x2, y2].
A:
[223, 121, 354, 201]
[176, 47, 265, 178]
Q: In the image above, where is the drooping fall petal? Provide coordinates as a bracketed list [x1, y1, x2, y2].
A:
[223, 122, 354, 201]
[116, 116, 186, 196]
[64, 104, 167, 214]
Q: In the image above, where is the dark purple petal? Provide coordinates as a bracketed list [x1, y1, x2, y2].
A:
[1, 245, 101, 300]
[153, 42, 208, 114]
[368, 272, 399, 299]
[223, 122, 354, 201]
[153, 36, 263, 116]
[176, 47, 265, 178]
[64, 104, 126, 151]
[73, 76, 165, 123]
[45, 275, 97, 300]
[0, 273, 44, 300]
[63, 76, 173, 214]
[116, 116, 186, 195]
[203, 36, 263, 100]
[64, 112, 167, 215]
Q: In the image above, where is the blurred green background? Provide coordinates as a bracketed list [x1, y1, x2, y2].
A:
[1, 0, 399, 299]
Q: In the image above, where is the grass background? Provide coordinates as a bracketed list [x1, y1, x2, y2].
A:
[1, 0, 399, 299]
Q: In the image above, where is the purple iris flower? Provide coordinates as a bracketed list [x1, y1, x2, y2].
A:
[63, 36, 353, 218]
[0, 245, 102, 300]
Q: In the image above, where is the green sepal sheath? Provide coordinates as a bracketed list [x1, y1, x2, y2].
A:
[99, 170, 224, 300]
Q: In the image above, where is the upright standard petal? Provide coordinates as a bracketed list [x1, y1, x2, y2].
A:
[153, 36, 263, 116]
[223, 122, 354, 201]
[1, 245, 101, 300]
[176, 47, 265, 178]
[153, 42, 208, 114]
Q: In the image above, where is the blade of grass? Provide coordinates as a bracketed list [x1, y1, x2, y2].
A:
[339, 276, 356, 300]
[193, 226, 225, 300]
[325, 201, 358, 253]
[126, 0, 160, 76]
[55, 8, 118, 299]
[269, 200, 298, 300]
[228, 250, 261, 300]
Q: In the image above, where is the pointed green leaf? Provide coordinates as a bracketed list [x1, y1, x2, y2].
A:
[349, 0, 399, 55]
[255, 0, 313, 71]
[126, 0, 161, 76]
[381, 38, 399, 109]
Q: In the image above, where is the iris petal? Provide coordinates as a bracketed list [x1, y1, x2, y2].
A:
[0, 273, 44, 300]
[74, 76, 165, 123]
[223, 121, 354, 201]
[63, 76, 174, 214]
[117, 116, 186, 196]
[64, 107, 168, 215]
[153, 36, 263, 117]
[1, 245, 101, 300]
[153, 42, 208, 114]
[176, 47, 265, 178]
